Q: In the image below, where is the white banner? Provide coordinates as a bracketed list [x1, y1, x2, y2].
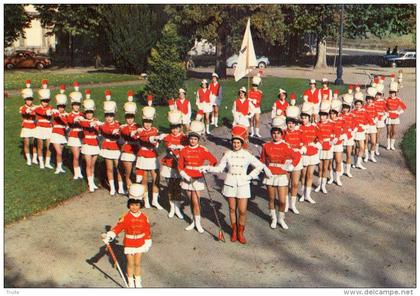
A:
[234, 18, 257, 82]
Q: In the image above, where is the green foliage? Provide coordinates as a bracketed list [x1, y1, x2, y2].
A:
[4, 4, 32, 47]
[402, 124, 416, 175]
[145, 22, 186, 104]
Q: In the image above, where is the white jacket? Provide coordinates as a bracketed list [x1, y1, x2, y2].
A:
[208, 149, 264, 186]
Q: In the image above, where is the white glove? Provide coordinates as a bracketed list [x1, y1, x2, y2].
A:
[168, 144, 177, 150]
[149, 136, 157, 144]
[264, 168, 273, 179]
[332, 138, 338, 145]
[315, 142, 323, 151]
[112, 129, 119, 135]
[26, 108, 31, 114]
[89, 121, 98, 128]
[144, 239, 152, 252]
[130, 130, 137, 137]
[340, 134, 347, 141]
[198, 165, 211, 173]
[158, 133, 167, 141]
[176, 145, 185, 150]
[300, 146, 307, 155]
[103, 231, 116, 244]
[276, 109, 282, 116]
[398, 109, 404, 115]
[46, 109, 52, 116]
[74, 116, 83, 122]
[180, 170, 191, 182]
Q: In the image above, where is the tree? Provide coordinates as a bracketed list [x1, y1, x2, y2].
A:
[167, 5, 285, 78]
[145, 22, 186, 105]
[4, 4, 32, 47]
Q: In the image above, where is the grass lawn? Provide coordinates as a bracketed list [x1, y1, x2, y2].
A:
[5, 75, 348, 224]
[4, 70, 141, 90]
[401, 124, 416, 174]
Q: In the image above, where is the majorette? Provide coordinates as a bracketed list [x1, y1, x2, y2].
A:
[19, 80, 37, 166]
[232, 86, 255, 128]
[67, 84, 84, 179]
[50, 92, 69, 174]
[248, 73, 263, 137]
[271, 88, 289, 119]
[209, 72, 222, 127]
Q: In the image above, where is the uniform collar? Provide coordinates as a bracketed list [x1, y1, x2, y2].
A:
[130, 211, 142, 217]
[189, 144, 199, 148]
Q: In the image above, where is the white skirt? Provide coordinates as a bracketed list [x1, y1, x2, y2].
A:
[303, 154, 320, 166]
[263, 174, 289, 187]
[366, 125, 377, 134]
[100, 149, 121, 160]
[200, 102, 213, 113]
[181, 114, 191, 125]
[312, 104, 320, 114]
[120, 152, 136, 162]
[253, 107, 261, 114]
[50, 133, 67, 144]
[333, 144, 343, 153]
[343, 137, 355, 146]
[136, 156, 159, 170]
[181, 177, 205, 191]
[386, 118, 400, 125]
[222, 184, 250, 198]
[81, 144, 100, 156]
[160, 165, 180, 178]
[20, 127, 36, 138]
[320, 149, 333, 160]
[35, 126, 52, 140]
[376, 118, 386, 128]
[124, 244, 150, 255]
[67, 137, 82, 147]
[354, 131, 366, 141]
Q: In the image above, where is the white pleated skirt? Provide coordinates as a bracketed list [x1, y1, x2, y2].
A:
[50, 133, 67, 144]
[366, 125, 377, 134]
[302, 154, 320, 166]
[181, 177, 205, 191]
[333, 144, 343, 153]
[124, 244, 150, 255]
[20, 128, 36, 138]
[136, 156, 159, 170]
[67, 137, 82, 147]
[222, 183, 250, 198]
[81, 144, 100, 156]
[100, 149, 121, 160]
[263, 174, 289, 187]
[120, 152, 136, 162]
[386, 118, 400, 125]
[354, 131, 366, 141]
[320, 149, 333, 160]
[35, 127, 52, 140]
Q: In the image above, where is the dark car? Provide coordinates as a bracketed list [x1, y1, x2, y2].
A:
[383, 50, 416, 67]
[4, 50, 52, 70]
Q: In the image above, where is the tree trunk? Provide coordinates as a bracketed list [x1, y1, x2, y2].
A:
[215, 26, 227, 78]
[314, 37, 328, 69]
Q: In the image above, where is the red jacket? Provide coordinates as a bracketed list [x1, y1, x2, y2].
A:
[234, 98, 250, 116]
[51, 111, 68, 136]
[19, 104, 36, 129]
[364, 103, 378, 125]
[175, 98, 190, 115]
[273, 99, 288, 116]
[162, 133, 188, 168]
[374, 99, 387, 121]
[331, 117, 345, 145]
[112, 211, 151, 248]
[178, 145, 217, 178]
[260, 141, 301, 175]
[209, 82, 221, 96]
[66, 111, 84, 139]
[248, 89, 263, 108]
[120, 123, 140, 154]
[316, 120, 334, 150]
[34, 105, 53, 128]
[320, 88, 332, 101]
[385, 97, 407, 119]
[352, 108, 370, 132]
[79, 118, 100, 146]
[299, 123, 320, 156]
[197, 88, 211, 103]
[133, 127, 159, 158]
[340, 112, 356, 139]
[100, 121, 120, 150]
[303, 88, 320, 104]
[283, 128, 304, 151]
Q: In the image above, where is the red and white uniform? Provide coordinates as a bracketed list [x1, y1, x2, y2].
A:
[34, 105, 53, 139]
[111, 211, 151, 255]
[66, 111, 84, 147]
[320, 87, 332, 101]
[120, 122, 140, 162]
[316, 120, 335, 160]
[283, 128, 304, 171]
[209, 81, 222, 106]
[248, 89, 263, 114]
[300, 123, 321, 166]
[303, 88, 321, 114]
[271, 99, 288, 118]
[340, 112, 356, 146]
[260, 140, 301, 186]
[133, 127, 160, 170]
[78, 117, 101, 155]
[19, 104, 36, 138]
[175, 98, 192, 124]
[374, 98, 387, 128]
[50, 111, 68, 144]
[385, 96, 407, 125]
[161, 132, 188, 178]
[351, 108, 370, 141]
[196, 87, 212, 113]
[100, 121, 121, 159]
[178, 145, 217, 191]
[364, 102, 378, 134]
[331, 116, 345, 152]
[232, 98, 255, 127]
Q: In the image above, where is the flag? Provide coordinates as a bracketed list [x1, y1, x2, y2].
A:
[234, 18, 257, 82]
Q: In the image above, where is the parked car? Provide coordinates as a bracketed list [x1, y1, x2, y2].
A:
[226, 54, 270, 69]
[383, 50, 416, 67]
[4, 50, 52, 70]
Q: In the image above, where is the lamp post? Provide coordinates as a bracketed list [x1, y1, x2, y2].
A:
[335, 4, 344, 85]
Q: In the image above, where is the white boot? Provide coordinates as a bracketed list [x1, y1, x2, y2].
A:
[370, 151, 377, 163]
[25, 153, 31, 166]
[249, 126, 255, 137]
[210, 116, 214, 125]
[206, 124, 210, 134]
[168, 201, 175, 218]
[327, 170, 334, 184]
[352, 154, 357, 168]
[299, 185, 305, 202]
[290, 196, 300, 214]
[143, 192, 151, 208]
[45, 157, 53, 169]
[284, 194, 289, 212]
[363, 149, 369, 162]
[214, 116, 218, 127]
[74, 167, 83, 179]
[39, 156, 45, 169]
[356, 157, 367, 170]
[185, 221, 195, 231]
[346, 164, 353, 178]
[174, 202, 184, 219]
[314, 178, 322, 192]
[128, 276, 135, 288]
[194, 215, 204, 233]
[390, 139, 396, 150]
[255, 128, 261, 138]
[32, 153, 38, 164]
[54, 162, 63, 174]
[118, 181, 126, 195]
[321, 178, 328, 194]
[277, 212, 288, 230]
[270, 209, 277, 229]
[135, 276, 142, 288]
[109, 181, 116, 196]
[152, 192, 163, 210]
[336, 171, 343, 186]
[305, 186, 316, 204]
[87, 176, 95, 192]
[387, 138, 391, 150]
[375, 143, 380, 155]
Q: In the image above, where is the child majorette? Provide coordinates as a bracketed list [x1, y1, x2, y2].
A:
[103, 183, 152, 288]
[248, 73, 263, 137]
[132, 105, 164, 209]
[299, 102, 320, 204]
[327, 98, 345, 186]
[66, 83, 85, 179]
[209, 72, 222, 127]
[314, 100, 335, 194]
[364, 86, 379, 163]
[341, 89, 356, 177]
[50, 92, 68, 174]
[174, 88, 192, 130]
[260, 116, 301, 230]
[161, 110, 188, 219]
[320, 78, 333, 101]
[178, 120, 217, 233]
[120, 90, 139, 190]
[196, 79, 213, 134]
[373, 81, 387, 155]
[19, 80, 37, 166]
[351, 87, 370, 170]
[100, 90, 124, 196]
[271, 88, 289, 119]
[303, 79, 321, 122]
[283, 100, 304, 214]
[385, 80, 407, 150]
[34, 79, 53, 169]
[77, 97, 100, 192]
[232, 86, 255, 129]
[200, 125, 268, 244]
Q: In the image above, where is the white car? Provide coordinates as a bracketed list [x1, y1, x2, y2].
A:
[226, 54, 270, 69]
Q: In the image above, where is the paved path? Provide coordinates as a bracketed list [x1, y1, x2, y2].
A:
[5, 67, 415, 288]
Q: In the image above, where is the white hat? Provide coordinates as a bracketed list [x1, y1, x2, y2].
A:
[322, 78, 329, 83]
[179, 88, 186, 94]
[342, 93, 354, 106]
[309, 79, 316, 84]
[354, 91, 364, 102]
[142, 106, 156, 120]
[389, 81, 399, 92]
[69, 91, 83, 104]
[104, 101, 117, 114]
[211, 73, 219, 78]
[55, 94, 67, 105]
[286, 105, 300, 119]
[367, 87, 377, 97]
[83, 99, 95, 111]
[252, 75, 262, 86]
[376, 83, 384, 94]
[168, 110, 182, 125]
[124, 90, 137, 114]
[320, 100, 331, 113]
[301, 102, 313, 116]
[278, 88, 287, 95]
[272, 115, 286, 129]
[128, 183, 146, 200]
[38, 88, 51, 100]
[201, 79, 208, 85]
[331, 99, 342, 112]
[189, 120, 205, 136]
[239, 86, 247, 93]
[21, 88, 33, 99]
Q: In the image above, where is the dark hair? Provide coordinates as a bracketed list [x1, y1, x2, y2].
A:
[127, 198, 143, 208]
[286, 117, 298, 124]
[25, 97, 34, 100]
[319, 111, 329, 116]
[300, 113, 310, 118]
[143, 119, 153, 123]
[57, 104, 66, 108]
[271, 127, 282, 134]
[342, 104, 351, 109]
[329, 109, 339, 115]
[170, 124, 182, 129]
[125, 113, 135, 119]
[231, 137, 244, 144]
[105, 113, 115, 117]
[188, 132, 200, 139]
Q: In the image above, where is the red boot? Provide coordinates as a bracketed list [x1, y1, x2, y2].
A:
[231, 223, 237, 242]
[238, 224, 246, 244]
